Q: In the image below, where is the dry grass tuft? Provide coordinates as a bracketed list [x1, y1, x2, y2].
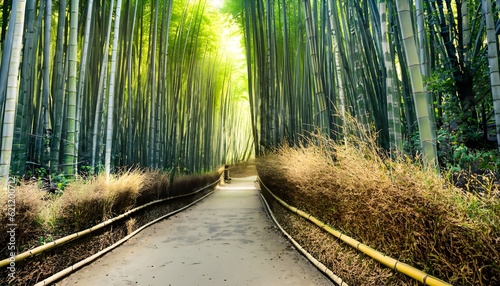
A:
[126, 218, 136, 235]
[170, 171, 220, 197]
[1, 168, 221, 257]
[257, 127, 500, 285]
[56, 176, 108, 231]
[52, 170, 147, 231]
[104, 171, 145, 216]
[0, 183, 45, 250]
[227, 160, 257, 177]
[140, 171, 171, 204]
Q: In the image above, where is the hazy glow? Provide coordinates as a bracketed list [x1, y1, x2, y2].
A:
[221, 23, 245, 63]
[208, 0, 224, 9]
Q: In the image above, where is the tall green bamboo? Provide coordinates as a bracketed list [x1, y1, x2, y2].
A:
[105, 0, 123, 180]
[75, 0, 94, 166]
[0, 0, 26, 185]
[396, 0, 438, 168]
[41, 0, 52, 167]
[1, 0, 252, 181]
[0, 1, 16, 121]
[482, 0, 500, 149]
[148, 0, 159, 169]
[380, 0, 402, 152]
[12, 0, 38, 176]
[92, 0, 115, 173]
[64, 0, 79, 177]
[50, 0, 67, 174]
[302, 0, 330, 135]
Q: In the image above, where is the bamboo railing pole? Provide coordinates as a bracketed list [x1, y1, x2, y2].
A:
[259, 193, 348, 285]
[0, 178, 221, 268]
[258, 178, 451, 286]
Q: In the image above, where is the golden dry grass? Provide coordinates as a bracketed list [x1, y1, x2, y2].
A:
[257, 135, 500, 285]
[0, 169, 221, 256]
[227, 160, 257, 177]
[52, 171, 145, 231]
[0, 183, 45, 250]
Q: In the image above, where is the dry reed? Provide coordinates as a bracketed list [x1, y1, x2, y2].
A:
[1, 168, 221, 259]
[0, 183, 45, 251]
[257, 127, 499, 285]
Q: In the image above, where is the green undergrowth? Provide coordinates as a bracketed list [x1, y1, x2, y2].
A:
[257, 134, 499, 285]
[0, 169, 221, 256]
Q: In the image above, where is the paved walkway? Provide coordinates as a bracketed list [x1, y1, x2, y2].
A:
[58, 176, 333, 286]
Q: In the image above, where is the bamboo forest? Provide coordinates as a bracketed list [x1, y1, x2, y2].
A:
[0, 0, 253, 183]
[1, 0, 500, 285]
[1, 0, 500, 181]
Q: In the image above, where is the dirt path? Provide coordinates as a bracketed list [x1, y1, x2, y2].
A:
[57, 176, 334, 286]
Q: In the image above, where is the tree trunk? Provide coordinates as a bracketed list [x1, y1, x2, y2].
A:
[75, 0, 94, 169]
[92, 0, 115, 173]
[50, 0, 66, 174]
[64, 0, 79, 177]
[42, 0, 52, 169]
[380, 0, 403, 152]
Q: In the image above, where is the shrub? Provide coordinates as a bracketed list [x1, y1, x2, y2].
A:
[0, 183, 45, 252]
[257, 135, 500, 285]
[56, 178, 107, 231]
[54, 171, 144, 231]
[1, 168, 221, 260]
[138, 171, 170, 204]
[104, 171, 144, 216]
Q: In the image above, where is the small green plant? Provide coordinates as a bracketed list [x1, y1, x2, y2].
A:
[35, 167, 48, 178]
[79, 165, 92, 178]
[39, 235, 52, 246]
[52, 174, 69, 191]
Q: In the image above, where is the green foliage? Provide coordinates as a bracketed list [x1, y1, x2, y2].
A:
[52, 173, 69, 192]
[425, 67, 456, 96]
[425, 56, 498, 175]
[448, 145, 500, 173]
[436, 123, 499, 172]
[39, 235, 53, 246]
[79, 165, 92, 178]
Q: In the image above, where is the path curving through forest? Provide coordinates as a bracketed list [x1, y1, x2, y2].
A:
[56, 176, 334, 285]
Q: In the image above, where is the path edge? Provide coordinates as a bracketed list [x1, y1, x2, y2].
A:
[259, 193, 348, 286]
[34, 190, 216, 286]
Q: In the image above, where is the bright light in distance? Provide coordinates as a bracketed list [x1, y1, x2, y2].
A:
[208, 0, 224, 9]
